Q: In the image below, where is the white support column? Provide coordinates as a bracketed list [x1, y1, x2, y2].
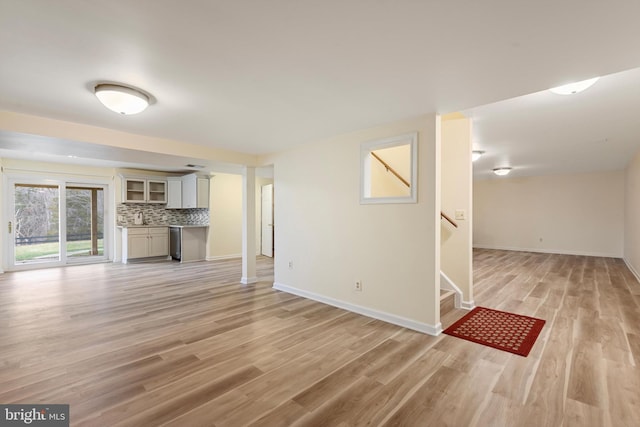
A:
[241, 166, 257, 284]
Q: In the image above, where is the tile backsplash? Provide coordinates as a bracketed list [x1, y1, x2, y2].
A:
[117, 204, 209, 226]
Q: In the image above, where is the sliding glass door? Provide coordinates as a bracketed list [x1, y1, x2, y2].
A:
[6, 177, 109, 270]
[66, 185, 105, 262]
[12, 183, 62, 266]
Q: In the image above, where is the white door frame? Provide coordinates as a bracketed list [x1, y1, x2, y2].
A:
[65, 182, 110, 265]
[4, 175, 66, 270]
[3, 172, 113, 271]
[261, 184, 274, 257]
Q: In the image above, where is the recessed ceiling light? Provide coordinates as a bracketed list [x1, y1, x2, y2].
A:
[94, 83, 150, 115]
[549, 77, 600, 95]
[472, 150, 485, 162]
[493, 167, 512, 176]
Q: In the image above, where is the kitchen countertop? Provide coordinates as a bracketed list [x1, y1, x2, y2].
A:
[117, 224, 209, 228]
[117, 225, 166, 228]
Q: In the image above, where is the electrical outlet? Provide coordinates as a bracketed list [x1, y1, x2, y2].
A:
[288, 260, 293, 269]
[355, 280, 362, 291]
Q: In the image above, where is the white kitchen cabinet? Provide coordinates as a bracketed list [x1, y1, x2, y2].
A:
[166, 177, 182, 209]
[147, 180, 167, 203]
[124, 178, 146, 203]
[148, 227, 169, 256]
[182, 174, 209, 208]
[122, 177, 167, 204]
[127, 232, 149, 258]
[121, 227, 169, 263]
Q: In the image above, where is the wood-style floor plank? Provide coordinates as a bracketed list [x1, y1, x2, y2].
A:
[1, 250, 640, 426]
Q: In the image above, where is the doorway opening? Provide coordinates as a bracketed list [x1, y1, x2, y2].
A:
[261, 183, 274, 257]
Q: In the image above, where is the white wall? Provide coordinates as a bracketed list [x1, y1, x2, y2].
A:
[440, 117, 473, 304]
[267, 114, 440, 333]
[208, 173, 243, 259]
[624, 150, 640, 279]
[474, 171, 624, 257]
[207, 172, 273, 260]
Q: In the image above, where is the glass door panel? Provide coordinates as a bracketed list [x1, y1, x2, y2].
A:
[14, 184, 61, 265]
[66, 186, 105, 260]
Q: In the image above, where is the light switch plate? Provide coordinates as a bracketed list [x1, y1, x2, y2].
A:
[455, 210, 466, 220]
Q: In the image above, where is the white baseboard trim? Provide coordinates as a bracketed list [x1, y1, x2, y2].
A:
[206, 254, 241, 261]
[241, 276, 258, 285]
[461, 300, 476, 310]
[206, 251, 265, 262]
[473, 244, 621, 259]
[273, 282, 442, 336]
[623, 257, 640, 283]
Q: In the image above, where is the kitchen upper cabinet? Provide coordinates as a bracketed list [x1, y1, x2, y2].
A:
[180, 174, 210, 209]
[123, 177, 167, 204]
[166, 177, 182, 209]
[147, 180, 167, 203]
[124, 178, 146, 203]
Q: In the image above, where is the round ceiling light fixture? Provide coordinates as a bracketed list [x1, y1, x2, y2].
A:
[94, 83, 150, 115]
[549, 77, 600, 95]
[493, 167, 512, 176]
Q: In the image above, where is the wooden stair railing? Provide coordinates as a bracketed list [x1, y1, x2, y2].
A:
[370, 152, 459, 229]
[370, 151, 410, 187]
[441, 211, 458, 228]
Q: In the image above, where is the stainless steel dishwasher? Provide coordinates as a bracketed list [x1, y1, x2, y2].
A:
[169, 226, 181, 260]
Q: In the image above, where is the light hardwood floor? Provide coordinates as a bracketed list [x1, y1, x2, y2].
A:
[1, 250, 639, 426]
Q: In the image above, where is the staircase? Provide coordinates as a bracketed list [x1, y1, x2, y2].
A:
[439, 282, 468, 330]
[440, 289, 456, 317]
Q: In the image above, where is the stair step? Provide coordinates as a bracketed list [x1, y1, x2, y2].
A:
[440, 290, 455, 301]
[440, 290, 456, 316]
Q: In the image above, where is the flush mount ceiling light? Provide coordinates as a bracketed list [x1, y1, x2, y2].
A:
[472, 150, 485, 162]
[94, 83, 150, 115]
[549, 77, 600, 95]
[493, 167, 512, 176]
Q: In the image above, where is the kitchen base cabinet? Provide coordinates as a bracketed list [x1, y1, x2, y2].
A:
[148, 228, 169, 256]
[121, 227, 169, 263]
[127, 233, 149, 259]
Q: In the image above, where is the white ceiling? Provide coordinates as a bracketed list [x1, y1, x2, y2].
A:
[465, 67, 640, 179]
[1, 1, 640, 175]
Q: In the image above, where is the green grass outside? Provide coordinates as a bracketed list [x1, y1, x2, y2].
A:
[16, 239, 104, 261]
